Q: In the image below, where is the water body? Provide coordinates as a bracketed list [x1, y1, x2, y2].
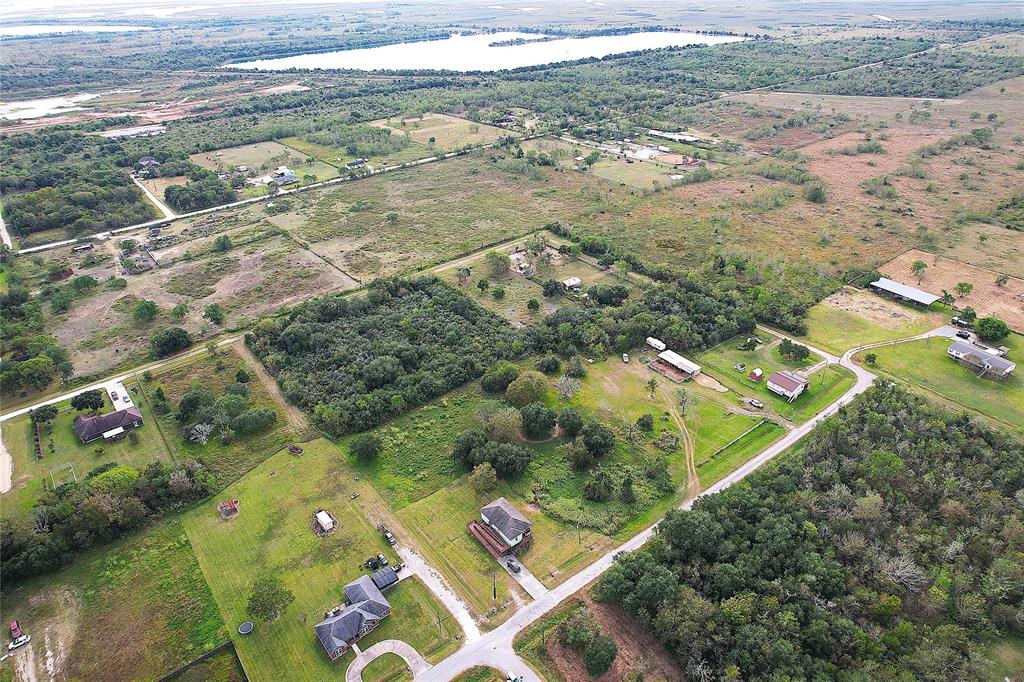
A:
[230, 30, 746, 72]
[0, 93, 102, 120]
[0, 24, 152, 36]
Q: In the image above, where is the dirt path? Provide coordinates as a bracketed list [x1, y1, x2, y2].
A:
[665, 395, 700, 502]
[0, 423, 12, 494]
[233, 341, 315, 440]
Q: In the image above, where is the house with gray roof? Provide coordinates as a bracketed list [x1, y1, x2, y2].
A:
[947, 340, 1016, 378]
[480, 497, 532, 549]
[314, 567, 400, 661]
[73, 406, 144, 443]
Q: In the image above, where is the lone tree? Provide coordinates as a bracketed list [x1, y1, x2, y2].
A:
[954, 281, 974, 298]
[996, 273, 1009, 287]
[975, 317, 1010, 342]
[214, 235, 233, 252]
[864, 353, 878, 365]
[469, 462, 497, 495]
[911, 259, 927, 284]
[247, 575, 294, 622]
[584, 635, 618, 676]
[30, 405, 58, 425]
[71, 389, 104, 412]
[350, 433, 383, 461]
[505, 371, 549, 407]
[485, 250, 511, 276]
[645, 377, 659, 398]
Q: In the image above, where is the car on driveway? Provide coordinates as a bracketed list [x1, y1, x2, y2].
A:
[622, 353, 629, 363]
[749, 399, 764, 409]
[377, 554, 388, 566]
[955, 330, 971, 339]
[8, 634, 30, 652]
[505, 557, 521, 574]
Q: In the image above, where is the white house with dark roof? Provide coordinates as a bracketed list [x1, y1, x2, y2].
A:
[480, 497, 532, 548]
[314, 567, 400, 661]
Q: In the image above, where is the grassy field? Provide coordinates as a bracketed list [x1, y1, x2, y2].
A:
[1, 386, 172, 517]
[0, 519, 227, 682]
[172, 646, 247, 682]
[695, 333, 857, 423]
[183, 438, 461, 682]
[281, 134, 430, 169]
[800, 287, 945, 355]
[373, 113, 509, 150]
[697, 420, 785, 488]
[590, 157, 681, 190]
[855, 333, 1024, 432]
[985, 636, 1024, 681]
[145, 347, 302, 489]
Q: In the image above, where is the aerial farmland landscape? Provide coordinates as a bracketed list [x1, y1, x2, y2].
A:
[1, 1, 1023, 681]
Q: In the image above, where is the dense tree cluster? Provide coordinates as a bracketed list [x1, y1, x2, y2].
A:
[452, 429, 532, 478]
[174, 380, 277, 445]
[245, 276, 524, 435]
[0, 459, 213, 583]
[164, 176, 237, 213]
[0, 283, 73, 395]
[0, 129, 156, 238]
[595, 381, 1024, 680]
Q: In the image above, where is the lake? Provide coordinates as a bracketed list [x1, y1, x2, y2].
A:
[0, 24, 152, 37]
[229, 30, 746, 72]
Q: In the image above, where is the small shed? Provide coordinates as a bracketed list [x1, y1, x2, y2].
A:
[562, 277, 582, 292]
[217, 499, 240, 519]
[313, 509, 337, 536]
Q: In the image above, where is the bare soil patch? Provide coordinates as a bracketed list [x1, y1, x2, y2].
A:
[694, 372, 729, 392]
[881, 249, 1024, 331]
[820, 286, 933, 330]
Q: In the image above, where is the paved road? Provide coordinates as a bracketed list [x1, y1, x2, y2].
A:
[504, 560, 548, 600]
[396, 543, 482, 642]
[346, 640, 432, 682]
[132, 176, 176, 220]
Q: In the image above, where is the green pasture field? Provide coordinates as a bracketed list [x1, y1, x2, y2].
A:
[800, 288, 945, 356]
[183, 438, 461, 682]
[986, 636, 1024, 681]
[590, 157, 680, 190]
[172, 646, 247, 682]
[373, 113, 509, 150]
[697, 420, 785, 488]
[276, 152, 600, 280]
[281, 134, 430, 169]
[695, 333, 857, 423]
[145, 347, 301, 489]
[855, 333, 1024, 432]
[191, 140, 339, 188]
[0, 519, 226, 682]
[1, 386, 172, 517]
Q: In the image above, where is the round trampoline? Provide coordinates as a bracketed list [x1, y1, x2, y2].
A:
[238, 621, 254, 635]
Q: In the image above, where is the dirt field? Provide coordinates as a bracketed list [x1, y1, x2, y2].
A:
[880, 249, 1024, 331]
[542, 596, 683, 682]
[140, 175, 188, 198]
[819, 285, 938, 331]
[190, 140, 336, 180]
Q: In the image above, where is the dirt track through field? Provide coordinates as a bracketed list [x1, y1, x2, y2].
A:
[666, 395, 700, 501]
[233, 342, 316, 440]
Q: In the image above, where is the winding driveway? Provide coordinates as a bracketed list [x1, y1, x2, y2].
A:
[346, 640, 432, 682]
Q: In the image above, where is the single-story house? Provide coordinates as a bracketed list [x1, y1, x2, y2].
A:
[562, 277, 582, 292]
[315, 567, 399, 661]
[345, 158, 368, 170]
[651, 349, 701, 382]
[947, 340, 1016, 378]
[137, 156, 160, 169]
[480, 497, 532, 549]
[73, 406, 144, 444]
[869, 277, 939, 307]
[766, 370, 809, 401]
[646, 337, 667, 351]
[271, 166, 300, 186]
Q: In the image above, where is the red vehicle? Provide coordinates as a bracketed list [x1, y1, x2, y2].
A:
[10, 621, 23, 638]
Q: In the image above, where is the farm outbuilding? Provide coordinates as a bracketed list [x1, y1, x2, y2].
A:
[766, 370, 809, 401]
[651, 350, 701, 382]
[312, 509, 338, 536]
[646, 337, 666, 351]
[562, 276, 582, 292]
[869, 278, 939, 307]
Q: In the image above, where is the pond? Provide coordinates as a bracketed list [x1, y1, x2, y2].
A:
[0, 93, 102, 120]
[229, 30, 746, 72]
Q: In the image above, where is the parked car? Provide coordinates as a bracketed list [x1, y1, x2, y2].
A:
[111, 392, 120, 401]
[384, 531, 397, 545]
[749, 399, 764, 409]
[377, 554, 388, 566]
[507, 674, 523, 682]
[956, 330, 971, 339]
[505, 557, 521, 574]
[7, 634, 30, 652]
[734, 363, 746, 372]
[622, 353, 629, 363]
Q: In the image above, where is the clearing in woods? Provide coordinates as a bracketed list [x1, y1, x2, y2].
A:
[372, 112, 510, 150]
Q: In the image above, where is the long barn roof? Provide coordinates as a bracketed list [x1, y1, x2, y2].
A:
[870, 277, 940, 306]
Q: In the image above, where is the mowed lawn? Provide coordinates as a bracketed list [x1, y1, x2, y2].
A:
[799, 289, 945, 356]
[182, 438, 461, 682]
[856, 333, 1024, 432]
[695, 333, 857, 423]
[590, 157, 680, 190]
[0, 519, 227, 682]
[1, 385, 172, 517]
